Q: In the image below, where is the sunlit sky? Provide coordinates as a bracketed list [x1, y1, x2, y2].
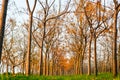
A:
[1, 0, 120, 20]
[5, 0, 66, 24]
[10, 0, 119, 24]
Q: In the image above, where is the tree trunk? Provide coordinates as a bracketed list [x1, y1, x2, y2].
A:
[76, 55, 79, 74]
[22, 62, 25, 74]
[26, 13, 32, 76]
[25, 0, 37, 76]
[51, 55, 54, 75]
[118, 44, 120, 72]
[6, 61, 8, 75]
[112, 8, 118, 78]
[0, 0, 9, 62]
[12, 65, 15, 75]
[88, 34, 92, 75]
[40, 21, 46, 75]
[47, 53, 50, 76]
[80, 58, 83, 75]
[6, 52, 9, 75]
[94, 34, 97, 76]
[44, 53, 47, 75]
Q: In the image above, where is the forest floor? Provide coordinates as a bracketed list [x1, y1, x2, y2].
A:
[0, 73, 120, 80]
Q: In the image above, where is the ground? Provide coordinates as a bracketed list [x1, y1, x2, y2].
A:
[0, 73, 120, 80]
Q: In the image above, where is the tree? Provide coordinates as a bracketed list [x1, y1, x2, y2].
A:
[83, 1, 112, 76]
[118, 44, 120, 72]
[88, 33, 92, 75]
[37, 0, 71, 75]
[0, 0, 9, 63]
[25, 0, 37, 76]
[112, 0, 120, 77]
[1, 18, 26, 75]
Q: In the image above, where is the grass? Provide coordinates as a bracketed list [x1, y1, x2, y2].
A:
[0, 73, 120, 80]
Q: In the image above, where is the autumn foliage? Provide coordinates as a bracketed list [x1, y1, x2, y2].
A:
[0, 0, 120, 78]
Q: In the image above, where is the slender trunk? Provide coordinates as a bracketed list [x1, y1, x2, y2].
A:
[107, 51, 110, 73]
[74, 60, 76, 75]
[26, 14, 32, 76]
[88, 35, 92, 75]
[76, 56, 79, 74]
[6, 63, 8, 75]
[75, 60, 78, 74]
[77, 55, 79, 74]
[51, 55, 54, 75]
[40, 46, 43, 75]
[12, 65, 15, 75]
[119, 44, 120, 72]
[119, 61, 120, 73]
[112, 9, 118, 77]
[22, 33, 26, 75]
[80, 58, 83, 75]
[47, 53, 49, 75]
[78, 55, 80, 74]
[44, 53, 47, 75]
[6, 62, 8, 76]
[40, 22, 46, 75]
[52, 58, 54, 75]
[94, 35, 97, 76]
[6, 53, 9, 75]
[22, 52, 25, 74]
[0, 0, 9, 62]
[52, 53, 56, 76]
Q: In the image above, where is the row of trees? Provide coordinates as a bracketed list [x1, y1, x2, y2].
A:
[0, 0, 120, 78]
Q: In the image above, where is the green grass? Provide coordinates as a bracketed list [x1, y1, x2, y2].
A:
[0, 73, 120, 80]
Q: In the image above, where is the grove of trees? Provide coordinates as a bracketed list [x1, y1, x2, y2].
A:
[0, 0, 120, 78]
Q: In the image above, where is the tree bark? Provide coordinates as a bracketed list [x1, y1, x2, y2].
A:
[47, 52, 50, 75]
[25, 0, 37, 76]
[94, 34, 97, 76]
[80, 57, 83, 75]
[40, 22, 46, 75]
[118, 44, 120, 72]
[0, 0, 9, 62]
[112, 7, 118, 78]
[88, 34, 92, 75]
[26, 13, 32, 76]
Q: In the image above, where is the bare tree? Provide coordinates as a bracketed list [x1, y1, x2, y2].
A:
[0, 0, 9, 62]
[83, 1, 112, 76]
[112, 0, 120, 77]
[88, 33, 92, 75]
[25, 0, 37, 76]
[37, 0, 71, 75]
